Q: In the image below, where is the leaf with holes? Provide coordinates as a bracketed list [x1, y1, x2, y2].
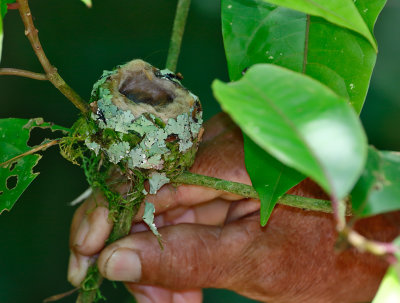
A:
[213, 64, 367, 201]
[351, 147, 400, 217]
[0, 118, 70, 213]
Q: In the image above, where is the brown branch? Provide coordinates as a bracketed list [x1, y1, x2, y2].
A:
[15, 0, 90, 114]
[0, 68, 47, 80]
[0, 139, 60, 168]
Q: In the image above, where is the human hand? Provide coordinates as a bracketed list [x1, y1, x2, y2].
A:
[68, 113, 399, 303]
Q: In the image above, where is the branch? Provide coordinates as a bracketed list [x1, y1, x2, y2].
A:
[15, 0, 90, 114]
[172, 171, 335, 214]
[0, 139, 60, 168]
[0, 68, 47, 80]
[165, 0, 191, 72]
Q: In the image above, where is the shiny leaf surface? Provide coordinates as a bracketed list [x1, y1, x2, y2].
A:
[244, 134, 304, 225]
[262, 0, 377, 50]
[213, 64, 367, 200]
[351, 147, 400, 217]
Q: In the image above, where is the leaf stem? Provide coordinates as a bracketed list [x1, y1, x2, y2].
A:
[15, 0, 90, 114]
[0, 139, 60, 168]
[0, 68, 47, 80]
[344, 227, 399, 256]
[173, 171, 335, 214]
[302, 14, 310, 73]
[165, 0, 191, 72]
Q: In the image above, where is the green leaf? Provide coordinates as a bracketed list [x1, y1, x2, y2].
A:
[212, 64, 367, 200]
[306, 0, 386, 113]
[222, 0, 308, 225]
[261, 0, 377, 51]
[372, 266, 400, 303]
[244, 134, 304, 225]
[0, 9, 3, 63]
[80, 0, 92, 8]
[222, 0, 386, 113]
[0, 0, 17, 62]
[222, 0, 306, 80]
[1, 1, 15, 18]
[221, 0, 384, 223]
[0, 118, 69, 213]
[351, 147, 400, 217]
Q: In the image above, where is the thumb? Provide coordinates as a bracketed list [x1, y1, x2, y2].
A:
[96, 218, 260, 290]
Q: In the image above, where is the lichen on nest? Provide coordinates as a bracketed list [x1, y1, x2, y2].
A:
[63, 59, 203, 194]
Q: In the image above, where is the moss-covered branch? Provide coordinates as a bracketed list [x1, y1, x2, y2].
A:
[173, 171, 335, 214]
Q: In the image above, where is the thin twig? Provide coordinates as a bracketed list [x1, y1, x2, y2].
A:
[15, 0, 90, 114]
[344, 227, 399, 256]
[0, 68, 47, 80]
[173, 171, 335, 214]
[165, 0, 191, 72]
[43, 287, 79, 302]
[0, 139, 60, 168]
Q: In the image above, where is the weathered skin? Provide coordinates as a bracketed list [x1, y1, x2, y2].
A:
[68, 113, 400, 303]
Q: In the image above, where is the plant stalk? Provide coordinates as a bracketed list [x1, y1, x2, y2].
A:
[165, 0, 191, 72]
[0, 139, 60, 168]
[173, 171, 335, 214]
[15, 0, 90, 114]
[0, 68, 47, 80]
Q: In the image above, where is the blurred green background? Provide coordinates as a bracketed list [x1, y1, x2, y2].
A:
[0, 0, 399, 302]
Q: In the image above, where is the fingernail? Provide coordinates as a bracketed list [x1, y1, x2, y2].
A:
[173, 293, 188, 303]
[104, 248, 142, 282]
[134, 293, 154, 303]
[172, 209, 195, 224]
[131, 222, 149, 233]
[68, 252, 91, 286]
[74, 216, 90, 247]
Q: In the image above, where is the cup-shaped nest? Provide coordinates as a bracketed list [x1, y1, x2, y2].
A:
[84, 59, 203, 182]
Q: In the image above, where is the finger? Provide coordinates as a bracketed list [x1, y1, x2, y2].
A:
[68, 252, 95, 287]
[69, 194, 113, 256]
[125, 285, 202, 303]
[132, 198, 232, 233]
[162, 198, 231, 226]
[287, 178, 329, 200]
[225, 199, 260, 224]
[201, 112, 236, 142]
[68, 197, 232, 285]
[96, 216, 263, 290]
